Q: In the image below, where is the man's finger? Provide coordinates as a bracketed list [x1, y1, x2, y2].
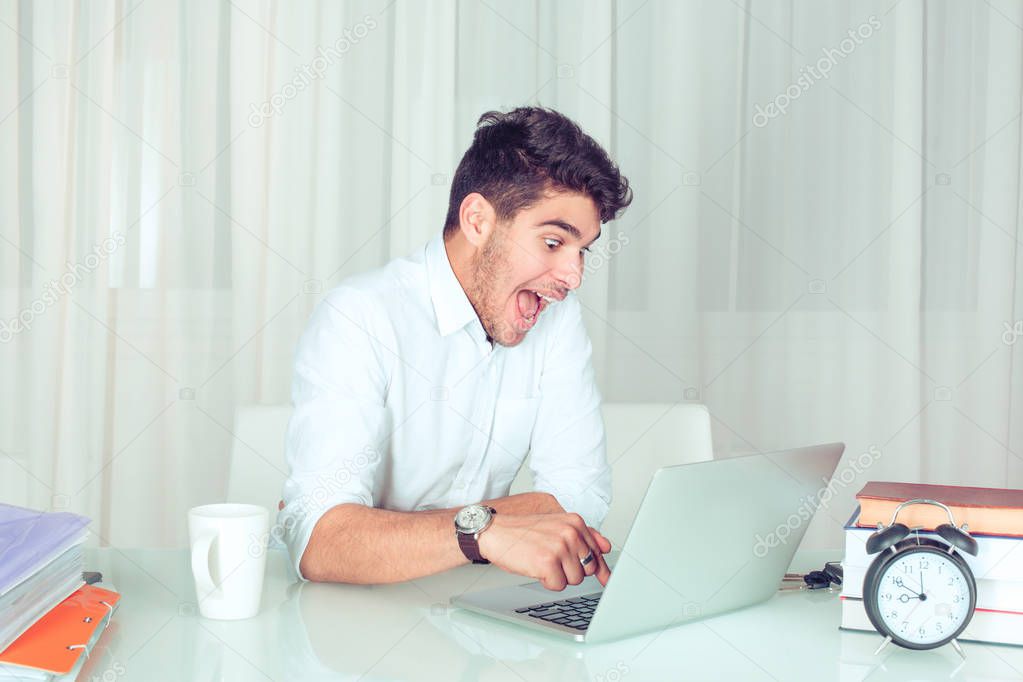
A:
[558, 527, 597, 585]
[579, 546, 598, 576]
[587, 527, 612, 553]
[588, 530, 612, 583]
[585, 535, 611, 586]
[542, 559, 570, 591]
[577, 526, 611, 585]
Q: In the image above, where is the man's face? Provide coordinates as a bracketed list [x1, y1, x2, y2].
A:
[467, 190, 601, 347]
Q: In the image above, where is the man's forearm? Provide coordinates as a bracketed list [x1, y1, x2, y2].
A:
[299, 492, 565, 584]
[482, 490, 566, 516]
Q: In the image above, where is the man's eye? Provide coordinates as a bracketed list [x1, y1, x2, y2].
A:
[544, 238, 561, 249]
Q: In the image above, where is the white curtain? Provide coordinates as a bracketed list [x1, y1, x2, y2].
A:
[2, 0, 1022, 551]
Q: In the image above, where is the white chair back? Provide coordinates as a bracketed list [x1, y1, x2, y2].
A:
[226, 405, 293, 510]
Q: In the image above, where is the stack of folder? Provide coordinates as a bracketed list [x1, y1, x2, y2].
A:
[0, 585, 121, 681]
[840, 482, 1023, 646]
[0, 504, 120, 680]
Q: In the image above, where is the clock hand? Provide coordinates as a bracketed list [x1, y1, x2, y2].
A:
[898, 584, 921, 599]
[902, 592, 927, 626]
[900, 574, 926, 596]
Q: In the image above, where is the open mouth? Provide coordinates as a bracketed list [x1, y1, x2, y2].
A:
[515, 289, 558, 329]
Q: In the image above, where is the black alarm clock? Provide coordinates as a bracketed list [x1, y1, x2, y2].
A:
[862, 498, 979, 659]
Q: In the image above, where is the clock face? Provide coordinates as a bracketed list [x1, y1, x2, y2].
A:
[455, 505, 489, 532]
[872, 548, 973, 646]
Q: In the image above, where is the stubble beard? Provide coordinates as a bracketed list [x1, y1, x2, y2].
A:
[467, 228, 521, 347]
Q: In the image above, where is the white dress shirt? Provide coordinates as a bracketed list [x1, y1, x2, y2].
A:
[278, 233, 611, 580]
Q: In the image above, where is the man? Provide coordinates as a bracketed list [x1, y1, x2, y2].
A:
[278, 106, 632, 591]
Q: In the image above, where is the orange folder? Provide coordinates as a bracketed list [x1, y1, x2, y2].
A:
[0, 585, 121, 675]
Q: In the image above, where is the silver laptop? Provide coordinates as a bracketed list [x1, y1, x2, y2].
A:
[450, 442, 845, 643]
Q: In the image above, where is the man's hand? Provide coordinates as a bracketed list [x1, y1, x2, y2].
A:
[476, 512, 613, 591]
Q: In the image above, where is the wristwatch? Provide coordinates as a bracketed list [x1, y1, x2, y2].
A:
[454, 504, 497, 564]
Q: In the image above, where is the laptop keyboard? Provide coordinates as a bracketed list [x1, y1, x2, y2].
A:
[513, 592, 603, 630]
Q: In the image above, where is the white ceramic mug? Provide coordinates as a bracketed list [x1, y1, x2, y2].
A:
[188, 503, 269, 620]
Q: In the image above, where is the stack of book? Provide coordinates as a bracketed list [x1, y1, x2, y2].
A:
[840, 482, 1023, 646]
[0, 504, 120, 680]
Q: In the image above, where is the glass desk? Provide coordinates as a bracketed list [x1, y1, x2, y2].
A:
[72, 548, 1023, 681]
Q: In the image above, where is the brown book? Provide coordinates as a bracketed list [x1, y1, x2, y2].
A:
[855, 481, 1023, 536]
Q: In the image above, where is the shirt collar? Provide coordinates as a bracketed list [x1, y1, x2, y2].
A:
[426, 234, 482, 338]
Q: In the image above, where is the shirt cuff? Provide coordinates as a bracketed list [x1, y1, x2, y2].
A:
[276, 490, 372, 582]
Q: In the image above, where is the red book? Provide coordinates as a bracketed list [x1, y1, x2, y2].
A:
[855, 481, 1023, 536]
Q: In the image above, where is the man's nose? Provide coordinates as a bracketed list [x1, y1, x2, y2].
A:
[554, 251, 584, 291]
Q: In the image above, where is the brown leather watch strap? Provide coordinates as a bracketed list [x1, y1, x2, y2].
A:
[458, 531, 489, 564]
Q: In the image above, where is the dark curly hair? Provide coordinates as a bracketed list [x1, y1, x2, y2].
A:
[442, 107, 632, 237]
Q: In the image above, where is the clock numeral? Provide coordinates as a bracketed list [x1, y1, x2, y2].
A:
[919, 559, 929, 570]
[947, 578, 953, 586]
[894, 577, 904, 587]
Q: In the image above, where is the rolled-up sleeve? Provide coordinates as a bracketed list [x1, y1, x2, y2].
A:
[278, 288, 390, 581]
[527, 293, 612, 530]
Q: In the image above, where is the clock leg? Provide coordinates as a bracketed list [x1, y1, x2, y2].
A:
[873, 635, 892, 656]
[951, 638, 966, 660]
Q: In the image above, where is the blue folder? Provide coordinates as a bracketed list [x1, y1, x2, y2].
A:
[0, 505, 89, 597]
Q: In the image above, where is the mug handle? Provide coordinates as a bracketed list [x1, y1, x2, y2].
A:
[191, 530, 219, 597]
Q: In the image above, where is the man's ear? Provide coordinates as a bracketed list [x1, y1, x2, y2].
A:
[458, 193, 496, 248]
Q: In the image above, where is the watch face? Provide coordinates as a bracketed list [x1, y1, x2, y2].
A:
[455, 505, 491, 533]
[867, 545, 975, 648]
